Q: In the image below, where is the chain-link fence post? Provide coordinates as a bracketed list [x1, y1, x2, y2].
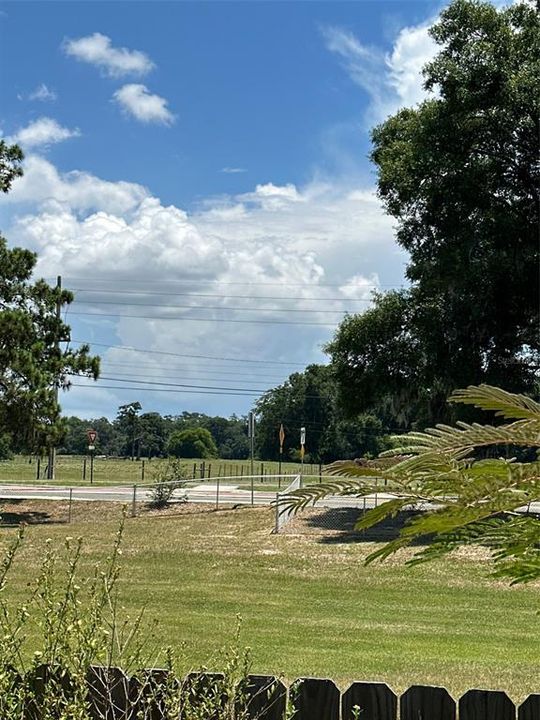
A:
[68, 487, 73, 524]
[131, 484, 137, 517]
[215, 477, 220, 510]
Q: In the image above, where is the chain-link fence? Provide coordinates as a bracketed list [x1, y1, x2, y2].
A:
[131, 474, 298, 515]
[0, 476, 288, 525]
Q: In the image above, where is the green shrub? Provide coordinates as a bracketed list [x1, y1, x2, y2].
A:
[167, 428, 218, 459]
[148, 458, 188, 508]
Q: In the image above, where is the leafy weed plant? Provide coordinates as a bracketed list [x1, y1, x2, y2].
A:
[0, 513, 280, 719]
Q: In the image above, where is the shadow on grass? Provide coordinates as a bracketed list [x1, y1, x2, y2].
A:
[0, 499, 60, 526]
[306, 507, 428, 545]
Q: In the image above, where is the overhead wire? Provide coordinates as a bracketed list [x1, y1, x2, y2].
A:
[55, 276, 404, 288]
[71, 340, 311, 366]
[70, 311, 339, 326]
[71, 383, 260, 397]
[71, 299, 360, 314]
[100, 362, 289, 380]
[71, 374, 269, 393]
[71, 288, 374, 302]
[96, 372, 278, 386]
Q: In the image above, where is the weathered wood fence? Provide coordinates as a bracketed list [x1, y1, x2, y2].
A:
[15, 666, 540, 719]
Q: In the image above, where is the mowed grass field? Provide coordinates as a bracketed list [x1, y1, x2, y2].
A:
[0, 454, 316, 488]
[0, 499, 539, 702]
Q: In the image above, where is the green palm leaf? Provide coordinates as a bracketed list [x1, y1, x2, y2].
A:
[449, 384, 540, 421]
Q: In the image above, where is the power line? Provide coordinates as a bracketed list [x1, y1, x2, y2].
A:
[100, 367, 287, 383]
[72, 299, 359, 314]
[58, 276, 404, 288]
[70, 311, 338, 326]
[101, 362, 288, 380]
[76, 375, 321, 398]
[71, 340, 309, 366]
[72, 377, 367, 405]
[71, 288, 374, 302]
[86, 375, 269, 393]
[71, 383, 261, 397]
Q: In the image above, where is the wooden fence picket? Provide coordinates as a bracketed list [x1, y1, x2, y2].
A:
[132, 668, 171, 720]
[242, 674, 287, 719]
[400, 684, 456, 720]
[290, 677, 340, 720]
[86, 665, 133, 720]
[8, 664, 540, 719]
[519, 694, 540, 720]
[342, 681, 397, 720]
[25, 664, 74, 720]
[459, 689, 516, 720]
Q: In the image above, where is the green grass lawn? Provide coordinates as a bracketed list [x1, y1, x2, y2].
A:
[0, 499, 538, 702]
[0, 455, 316, 487]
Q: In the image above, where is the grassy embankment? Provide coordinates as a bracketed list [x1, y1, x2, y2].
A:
[0, 499, 538, 701]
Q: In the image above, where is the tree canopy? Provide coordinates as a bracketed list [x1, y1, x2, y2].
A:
[328, 0, 540, 428]
[0, 140, 100, 453]
[255, 364, 390, 462]
[167, 427, 218, 459]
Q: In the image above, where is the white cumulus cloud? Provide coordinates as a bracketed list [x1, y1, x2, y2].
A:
[4, 157, 404, 416]
[113, 84, 175, 125]
[323, 19, 437, 123]
[63, 32, 155, 77]
[9, 117, 80, 149]
[2, 155, 148, 214]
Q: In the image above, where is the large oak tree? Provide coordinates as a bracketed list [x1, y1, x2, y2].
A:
[328, 0, 539, 427]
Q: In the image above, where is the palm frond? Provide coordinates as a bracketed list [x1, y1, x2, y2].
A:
[325, 461, 385, 479]
[385, 420, 539, 455]
[449, 384, 540, 421]
[384, 451, 461, 476]
[276, 479, 373, 514]
[354, 498, 413, 532]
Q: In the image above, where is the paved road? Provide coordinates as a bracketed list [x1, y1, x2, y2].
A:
[0, 483, 538, 514]
[0, 482, 392, 509]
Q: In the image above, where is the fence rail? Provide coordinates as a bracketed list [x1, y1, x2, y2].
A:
[0, 456, 324, 486]
[11, 665, 540, 719]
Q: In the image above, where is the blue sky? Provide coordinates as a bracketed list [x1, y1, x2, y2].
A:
[0, 0, 448, 420]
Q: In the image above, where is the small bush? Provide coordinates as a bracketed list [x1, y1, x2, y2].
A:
[148, 458, 188, 508]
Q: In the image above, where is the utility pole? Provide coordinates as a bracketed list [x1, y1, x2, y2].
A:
[248, 411, 255, 505]
[300, 426, 306, 488]
[47, 276, 62, 480]
[278, 423, 285, 478]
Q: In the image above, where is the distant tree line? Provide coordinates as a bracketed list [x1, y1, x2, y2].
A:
[56, 380, 392, 463]
[59, 403, 250, 460]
